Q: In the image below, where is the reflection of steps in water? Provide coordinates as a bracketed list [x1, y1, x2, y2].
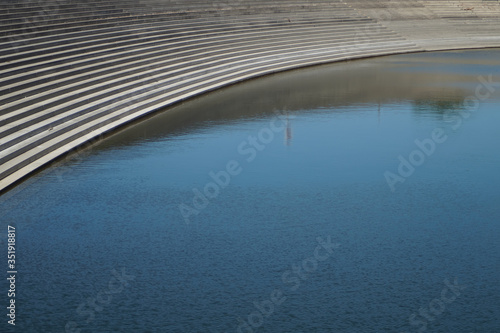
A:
[50, 49, 500, 160]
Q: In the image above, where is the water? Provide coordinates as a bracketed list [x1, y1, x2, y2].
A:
[1, 49, 500, 333]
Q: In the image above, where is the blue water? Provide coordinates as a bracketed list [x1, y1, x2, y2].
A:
[1, 49, 499, 332]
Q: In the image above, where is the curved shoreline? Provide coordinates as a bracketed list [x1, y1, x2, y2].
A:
[1, 0, 500, 193]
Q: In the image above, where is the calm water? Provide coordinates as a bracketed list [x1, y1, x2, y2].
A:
[1, 49, 500, 333]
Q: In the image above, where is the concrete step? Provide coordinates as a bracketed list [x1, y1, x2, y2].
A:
[0, 15, 371, 58]
[0, 23, 400, 89]
[0, 19, 383, 75]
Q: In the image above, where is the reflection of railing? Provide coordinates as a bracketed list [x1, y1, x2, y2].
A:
[285, 113, 293, 147]
[1, 0, 500, 193]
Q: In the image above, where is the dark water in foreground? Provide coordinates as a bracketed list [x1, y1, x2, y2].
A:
[1, 49, 500, 333]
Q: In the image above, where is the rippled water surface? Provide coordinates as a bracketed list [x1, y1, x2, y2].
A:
[1, 49, 500, 333]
